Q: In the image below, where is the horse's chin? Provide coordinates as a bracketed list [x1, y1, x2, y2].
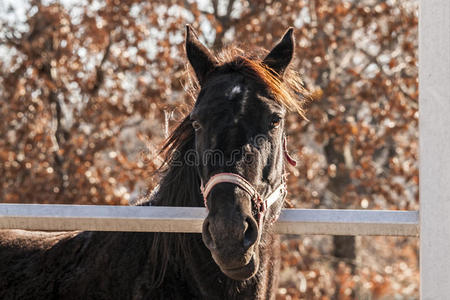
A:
[218, 255, 259, 281]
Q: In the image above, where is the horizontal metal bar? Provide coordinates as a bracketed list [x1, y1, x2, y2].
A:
[0, 204, 419, 236]
[277, 209, 419, 236]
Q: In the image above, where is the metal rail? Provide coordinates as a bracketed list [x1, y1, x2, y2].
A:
[0, 204, 419, 236]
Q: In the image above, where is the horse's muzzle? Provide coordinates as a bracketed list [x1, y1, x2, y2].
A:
[202, 212, 260, 280]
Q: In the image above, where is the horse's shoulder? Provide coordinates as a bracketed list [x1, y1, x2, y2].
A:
[0, 229, 79, 252]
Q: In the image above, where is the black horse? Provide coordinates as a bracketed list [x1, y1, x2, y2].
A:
[0, 26, 308, 299]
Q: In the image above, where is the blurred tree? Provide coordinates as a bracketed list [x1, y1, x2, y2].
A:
[0, 0, 418, 298]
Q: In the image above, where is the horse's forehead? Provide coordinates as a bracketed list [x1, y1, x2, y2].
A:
[200, 75, 260, 109]
[205, 74, 246, 97]
[193, 73, 279, 130]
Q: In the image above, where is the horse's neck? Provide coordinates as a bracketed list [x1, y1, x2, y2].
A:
[149, 160, 203, 207]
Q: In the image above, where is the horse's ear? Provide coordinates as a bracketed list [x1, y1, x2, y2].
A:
[185, 25, 217, 85]
[263, 28, 295, 76]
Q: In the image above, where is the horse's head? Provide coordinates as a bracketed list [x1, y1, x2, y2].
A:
[185, 26, 303, 280]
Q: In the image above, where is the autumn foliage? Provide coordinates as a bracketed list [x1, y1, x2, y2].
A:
[0, 0, 418, 298]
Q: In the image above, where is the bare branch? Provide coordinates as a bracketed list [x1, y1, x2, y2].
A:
[90, 32, 113, 95]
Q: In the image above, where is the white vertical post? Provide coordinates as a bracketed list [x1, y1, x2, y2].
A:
[420, 1, 450, 299]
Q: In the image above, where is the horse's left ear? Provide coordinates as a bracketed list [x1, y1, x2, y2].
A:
[263, 28, 295, 76]
[185, 24, 218, 85]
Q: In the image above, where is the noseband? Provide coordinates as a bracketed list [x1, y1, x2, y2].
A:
[200, 136, 296, 225]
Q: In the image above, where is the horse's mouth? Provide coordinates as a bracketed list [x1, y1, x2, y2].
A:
[220, 255, 257, 280]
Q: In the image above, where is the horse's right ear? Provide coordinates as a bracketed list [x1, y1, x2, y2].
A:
[185, 25, 217, 86]
[263, 28, 295, 76]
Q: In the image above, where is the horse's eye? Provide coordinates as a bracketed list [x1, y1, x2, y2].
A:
[192, 120, 202, 131]
[270, 115, 282, 129]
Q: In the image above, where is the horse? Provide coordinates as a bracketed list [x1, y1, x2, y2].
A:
[0, 25, 308, 299]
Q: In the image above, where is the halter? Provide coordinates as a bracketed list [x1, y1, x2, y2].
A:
[200, 136, 296, 225]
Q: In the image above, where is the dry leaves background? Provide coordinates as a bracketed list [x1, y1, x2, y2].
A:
[0, 0, 418, 299]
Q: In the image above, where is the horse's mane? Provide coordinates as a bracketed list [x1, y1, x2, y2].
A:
[145, 45, 310, 289]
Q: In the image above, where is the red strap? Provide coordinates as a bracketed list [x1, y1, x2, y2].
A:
[283, 136, 297, 167]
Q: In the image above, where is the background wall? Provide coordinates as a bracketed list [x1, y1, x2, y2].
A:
[0, 0, 419, 298]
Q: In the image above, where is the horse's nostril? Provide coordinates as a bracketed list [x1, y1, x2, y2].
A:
[243, 217, 258, 250]
[202, 218, 216, 249]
